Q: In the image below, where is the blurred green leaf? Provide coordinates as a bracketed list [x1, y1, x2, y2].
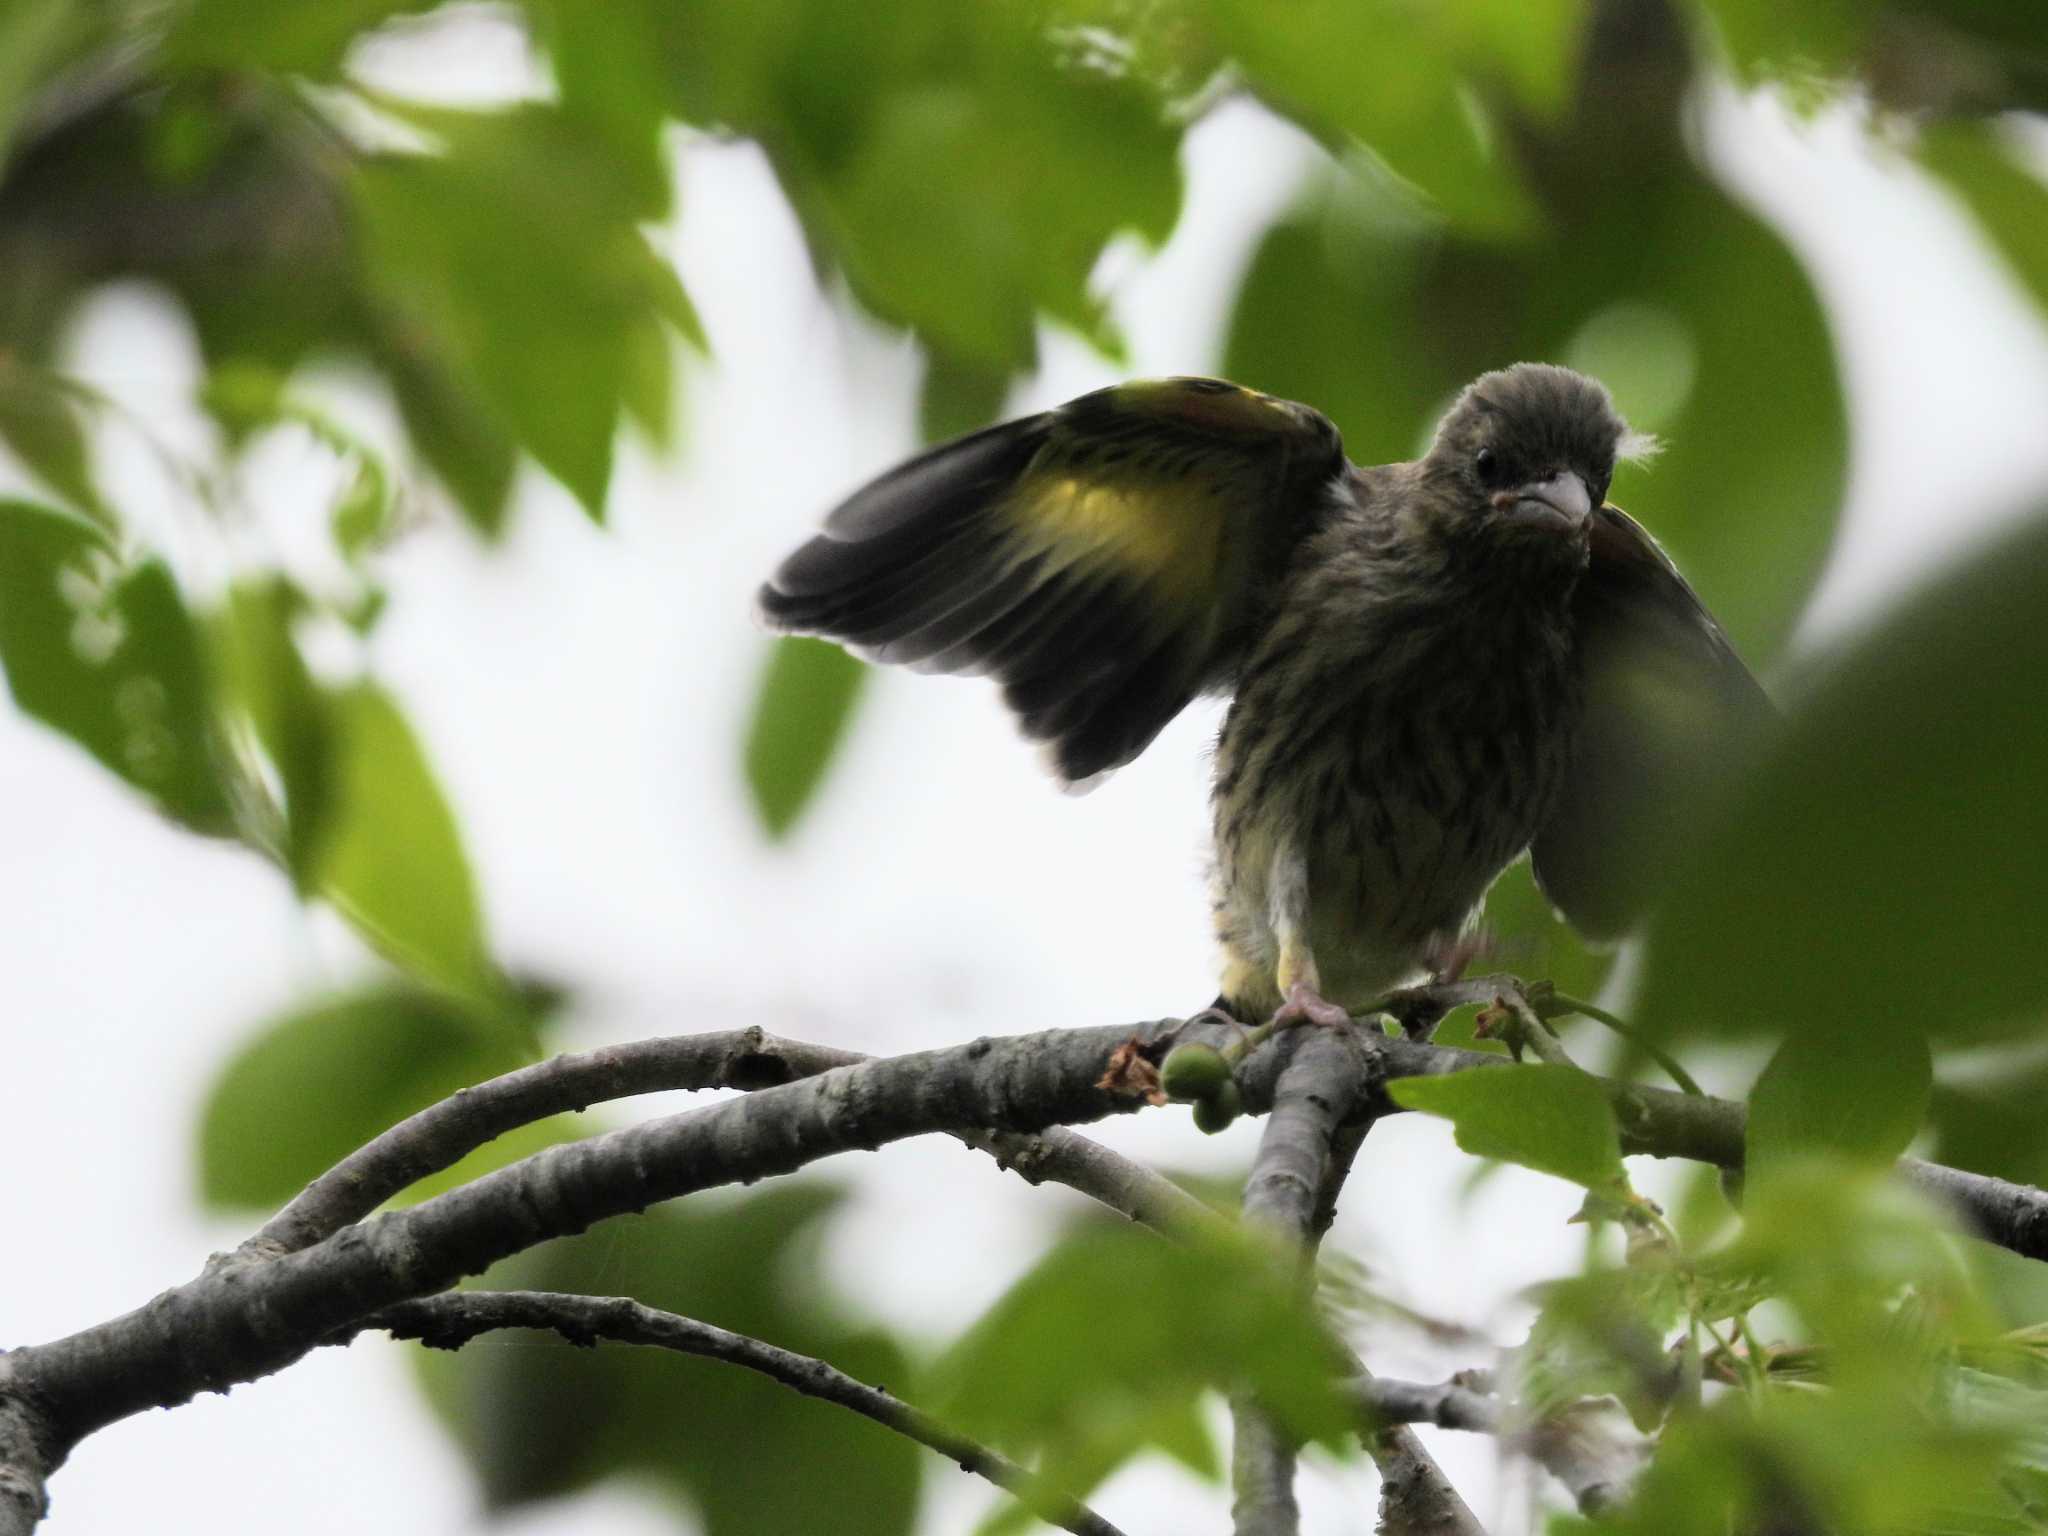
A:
[212, 579, 332, 886]
[414, 1182, 921, 1536]
[0, 500, 233, 831]
[1708, 1162, 1994, 1384]
[310, 682, 496, 1002]
[1696, 0, 1865, 86]
[1207, 0, 1558, 238]
[352, 103, 686, 520]
[1699, 0, 2048, 113]
[920, 346, 1011, 445]
[1517, 1265, 1684, 1424]
[198, 982, 545, 1211]
[1920, 120, 2048, 316]
[813, 57, 1177, 367]
[744, 636, 868, 839]
[647, 0, 1178, 371]
[1635, 506, 2048, 1043]
[331, 452, 391, 559]
[1746, 1022, 1931, 1189]
[927, 1221, 1350, 1518]
[0, 0, 85, 163]
[1968, 1239, 2048, 1334]
[1578, 1166, 2020, 1536]
[532, 0, 671, 194]
[1929, 1047, 2048, 1191]
[163, 0, 444, 77]
[372, 334, 519, 536]
[1587, 1386, 2017, 1536]
[1390, 1063, 1623, 1188]
[1477, 857, 1615, 999]
[0, 360, 108, 525]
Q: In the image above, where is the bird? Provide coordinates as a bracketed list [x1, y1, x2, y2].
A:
[758, 364, 1772, 1025]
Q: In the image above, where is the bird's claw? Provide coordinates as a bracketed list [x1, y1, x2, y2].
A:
[1270, 981, 1353, 1030]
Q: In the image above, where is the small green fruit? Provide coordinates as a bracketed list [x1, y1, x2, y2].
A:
[1161, 1043, 1232, 1101]
[1192, 1081, 1243, 1134]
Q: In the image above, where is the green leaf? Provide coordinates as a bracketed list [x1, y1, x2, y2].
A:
[414, 1183, 920, 1536]
[1930, 1050, 2048, 1193]
[162, 0, 443, 77]
[919, 346, 1010, 445]
[1517, 1266, 1685, 1424]
[352, 105, 686, 519]
[531, 0, 672, 198]
[373, 331, 518, 537]
[1476, 856, 1614, 1000]
[1208, 0, 1549, 239]
[744, 636, 868, 839]
[1635, 506, 2048, 1043]
[0, 500, 233, 831]
[1697, 0, 1866, 88]
[0, 0, 85, 164]
[0, 361, 108, 526]
[813, 51, 1180, 368]
[1390, 1064, 1623, 1188]
[1709, 1162, 1994, 1385]
[198, 982, 544, 1211]
[1700, 1, 2048, 113]
[1593, 1387, 2016, 1536]
[651, 0, 1179, 372]
[927, 1221, 1352, 1517]
[212, 579, 332, 886]
[309, 682, 496, 1002]
[1746, 1022, 1931, 1189]
[1920, 120, 2048, 317]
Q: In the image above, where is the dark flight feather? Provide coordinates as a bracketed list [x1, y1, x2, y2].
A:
[1530, 504, 1777, 937]
[759, 377, 1346, 784]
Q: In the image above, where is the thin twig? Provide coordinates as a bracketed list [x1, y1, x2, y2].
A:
[1350, 1376, 1504, 1434]
[1540, 991, 1705, 1097]
[357, 1291, 1126, 1536]
[1347, 1378, 1648, 1514]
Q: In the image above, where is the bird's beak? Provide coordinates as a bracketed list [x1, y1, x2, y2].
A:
[1491, 471, 1591, 535]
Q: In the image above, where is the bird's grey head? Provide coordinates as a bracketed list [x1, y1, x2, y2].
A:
[1421, 363, 1650, 555]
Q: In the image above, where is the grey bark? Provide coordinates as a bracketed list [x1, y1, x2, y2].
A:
[2, 1014, 2043, 1530]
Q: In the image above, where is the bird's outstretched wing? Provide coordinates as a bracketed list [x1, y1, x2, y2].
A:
[759, 377, 1346, 785]
[1532, 504, 1778, 938]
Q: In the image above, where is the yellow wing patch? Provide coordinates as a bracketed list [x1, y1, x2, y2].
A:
[1008, 471, 1231, 612]
[1000, 378, 1320, 614]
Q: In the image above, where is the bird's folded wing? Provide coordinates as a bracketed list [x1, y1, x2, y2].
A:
[1531, 504, 1778, 938]
[759, 377, 1345, 785]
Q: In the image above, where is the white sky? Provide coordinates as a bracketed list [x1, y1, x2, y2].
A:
[3, 43, 2047, 1536]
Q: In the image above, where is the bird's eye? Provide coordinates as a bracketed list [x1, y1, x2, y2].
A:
[1474, 447, 1498, 482]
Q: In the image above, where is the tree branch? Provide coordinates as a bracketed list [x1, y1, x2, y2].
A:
[0, 1398, 48, 1536]
[14, 1016, 1271, 1493]
[236, 1028, 868, 1259]
[1348, 1379, 1648, 1515]
[354, 1291, 1127, 1536]
[1350, 1376, 1503, 1434]
[228, 1017, 2048, 1275]
[4, 1014, 2045, 1528]
[1229, 1030, 1488, 1536]
[233, 1025, 1207, 1265]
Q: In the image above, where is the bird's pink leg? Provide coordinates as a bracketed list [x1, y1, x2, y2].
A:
[1265, 839, 1355, 1027]
[1270, 978, 1354, 1029]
